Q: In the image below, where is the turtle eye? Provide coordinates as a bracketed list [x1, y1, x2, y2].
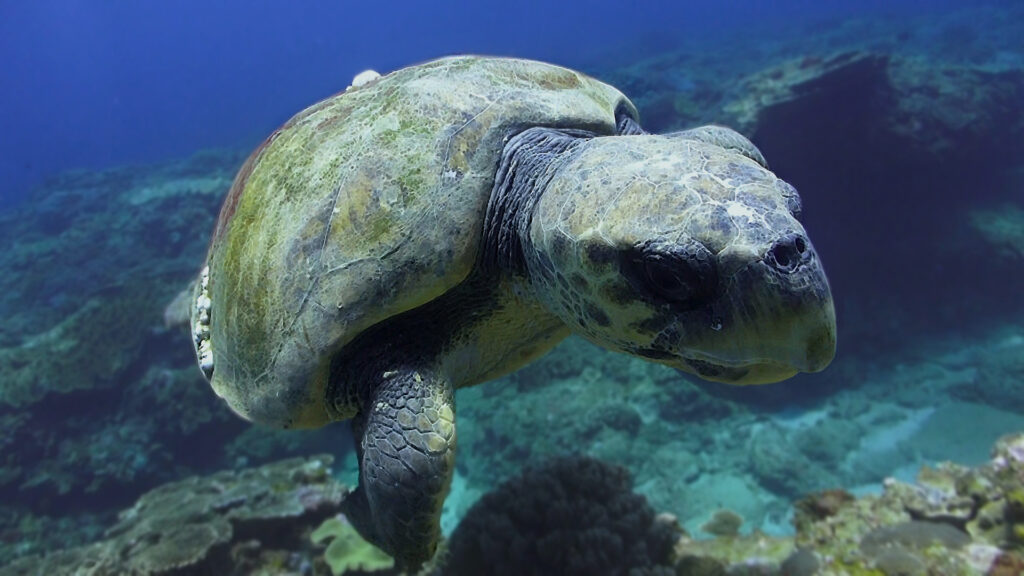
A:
[643, 254, 699, 301]
[622, 239, 719, 309]
[615, 101, 644, 135]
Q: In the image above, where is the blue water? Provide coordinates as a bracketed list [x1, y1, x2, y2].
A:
[0, 0, 967, 208]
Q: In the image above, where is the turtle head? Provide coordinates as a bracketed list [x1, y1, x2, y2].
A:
[527, 126, 836, 384]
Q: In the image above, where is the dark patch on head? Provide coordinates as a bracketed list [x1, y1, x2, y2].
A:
[735, 190, 773, 214]
[556, 273, 570, 291]
[558, 288, 572, 305]
[651, 325, 683, 351]
[705, 205, 738, 245]
[775, 179, 802, 219]
[765, 210, 795, 232]
[724, 162, 768, 184]
[551, 234, 572, 259]
[586, 243, 616, 266]
[686, 359, 721, 377]
[585, 302, 611, 327]
[619, 238, 720, 312]
[286, 199, 336, 268]
[603, 284, 635, 306]
[570, 273, 589, 290]
[633, 314, 672, 336]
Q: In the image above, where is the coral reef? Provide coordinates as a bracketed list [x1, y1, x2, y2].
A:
[442, 455, 679, 576]
[26, 433, 1024, 576]
[672, 433, 1024, 574]
[885, 57, 1024, 162]
[0, 149, 242, 344]
[0, 286, 155, 407]
[0, 455, 345, 575]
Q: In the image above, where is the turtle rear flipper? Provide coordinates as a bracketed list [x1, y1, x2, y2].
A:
[163, 281, 196, 329]
[344, 367, 456, 570]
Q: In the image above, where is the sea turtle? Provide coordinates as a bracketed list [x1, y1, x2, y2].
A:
[188, 56, 836, 568]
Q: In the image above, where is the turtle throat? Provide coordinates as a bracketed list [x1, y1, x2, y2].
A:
[480, 126, 594, 275]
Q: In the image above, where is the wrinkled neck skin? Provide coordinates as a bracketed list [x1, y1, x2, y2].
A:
[481, 126, 612, 337]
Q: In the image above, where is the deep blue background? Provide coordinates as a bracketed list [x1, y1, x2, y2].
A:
[0, 0, 962, 207]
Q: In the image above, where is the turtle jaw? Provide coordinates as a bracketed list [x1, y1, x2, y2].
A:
[681, 357, 795, 385]
[657, 325, 835, 385]
[664, 257, 837, 385]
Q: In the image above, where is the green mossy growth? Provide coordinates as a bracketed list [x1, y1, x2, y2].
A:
[311, 516, 394, 574]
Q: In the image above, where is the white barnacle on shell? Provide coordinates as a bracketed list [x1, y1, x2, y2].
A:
[348, 69, 381, 90]
[193, 266, 214, 380]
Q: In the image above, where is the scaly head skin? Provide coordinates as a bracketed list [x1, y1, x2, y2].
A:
[527, 126, 836, 384]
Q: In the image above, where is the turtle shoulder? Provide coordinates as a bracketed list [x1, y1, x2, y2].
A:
[203, 56, 634, 427]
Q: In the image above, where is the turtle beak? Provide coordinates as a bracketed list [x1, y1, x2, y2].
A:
[676, 238, 836, 385]
[761, 233, 836, 375]
[800, 313, 837, 373]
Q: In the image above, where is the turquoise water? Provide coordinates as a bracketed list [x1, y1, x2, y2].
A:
[0, 2, 1022, 574]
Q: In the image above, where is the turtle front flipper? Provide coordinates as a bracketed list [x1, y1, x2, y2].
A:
[343, 367, 456, 570]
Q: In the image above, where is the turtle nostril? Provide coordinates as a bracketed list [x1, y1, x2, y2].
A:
[766, 233, 809, 273]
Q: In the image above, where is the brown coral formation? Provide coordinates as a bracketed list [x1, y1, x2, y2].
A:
[793, 489, 856, 533]
[700, 509, 744, 538]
